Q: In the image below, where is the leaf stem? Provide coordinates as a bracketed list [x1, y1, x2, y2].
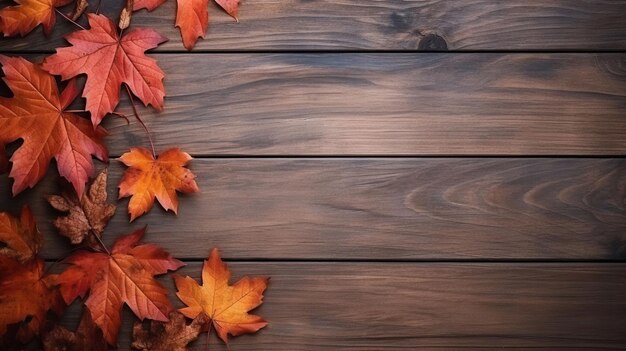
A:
[55, 9, 86, 30]
[90, 229, 111, 256]
[125, 85, 157, 158]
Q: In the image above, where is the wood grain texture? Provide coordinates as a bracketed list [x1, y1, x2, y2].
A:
[2, 158, 625, 260]
[84, 53, 626, 156]
[2, 0, 626, 51]
[55, 262, 626, 350]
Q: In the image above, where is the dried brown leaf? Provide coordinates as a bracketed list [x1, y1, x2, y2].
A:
[48, 170, 116, 246]
[43, 310, 106, 351]
[131, 312, 207, 351]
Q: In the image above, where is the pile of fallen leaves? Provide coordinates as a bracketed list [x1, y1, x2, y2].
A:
[0, 0, 269, 350]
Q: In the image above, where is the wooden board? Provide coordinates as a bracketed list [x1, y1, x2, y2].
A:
[3, 158, 625, 260]
[80, 53, 626, 156]
[2, 0, 626, 52]
[57, 262, 626, 350]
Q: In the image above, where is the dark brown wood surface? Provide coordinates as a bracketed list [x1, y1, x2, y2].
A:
[86, 53, 626, 156]
[58, 263, 626, 350]
[2, 0, 626, 52]
[3, 158, 625, 260]
[1, 0, 625, 350]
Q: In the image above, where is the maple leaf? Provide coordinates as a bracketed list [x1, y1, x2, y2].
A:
[0, 0, 73, 37]
[0, 206, 41, 263]
[118, 147, 199, 222]
[42, 14, 167, 127]
[48, 170, 116, 246]
[174, 0, 240, 50]
[42, 309, 107, 351]
[131, 311, 208, 351]
[133, 0, 167, 11]
[174, 248, 269, 344]
[58, 227, 184, 345]
[0, 256, 64, 343]
[0, 56, 108, 197]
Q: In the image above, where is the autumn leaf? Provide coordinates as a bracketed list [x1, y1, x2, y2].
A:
[119, 147, 199, 222]
[48, 170, 116, 247]
[58, 227, 184, 345]
[174, 0, 240, 50]
[132, 311, 208, 351]
[134, 0, 167, 11]
[0, 56, 108, 197]
[42, 309, 107, 351]
[42, 14, 167, 127]
[0, 0, 73, 37]
[0, 206, 41, 263]
[0, 256, 63, 343]
[174, 248, 268, 344]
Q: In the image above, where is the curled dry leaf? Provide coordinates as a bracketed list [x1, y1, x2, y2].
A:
[119, 0, 135, 30]
[0, 206, 41, 263]
[175, 248, 269, 345]
[42, 14, 167, 127]
[0, 56, 108, 197]
[68, 0, 89, 21]
[0, 256, 63, 343]
[119, 148, 199, 222]
[132, 312, 208, 351]
[48, 170, 116, 246]
[0, 0, 73, 37]
[58, 228, 184, 345]
[43, 309, 106, 351]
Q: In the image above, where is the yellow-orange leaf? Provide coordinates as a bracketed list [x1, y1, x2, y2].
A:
[174, 248, 269, 344]
[118, 147, 199, 222]
[0, 0, 73, 37]
[0, 206, 41, 263]
[58, 228, 184, 345]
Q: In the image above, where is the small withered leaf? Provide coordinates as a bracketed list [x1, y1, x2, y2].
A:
[43, 310, 106, 351]
[48, 170, 116, 247]
[131, 312, 208, 351]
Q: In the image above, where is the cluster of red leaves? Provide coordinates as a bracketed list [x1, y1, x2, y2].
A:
[0, 0, 269, 350]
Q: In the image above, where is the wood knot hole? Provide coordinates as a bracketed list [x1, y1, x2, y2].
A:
[418, 33, 448, 51]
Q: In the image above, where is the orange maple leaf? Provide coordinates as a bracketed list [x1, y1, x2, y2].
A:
[0, 56, 108, 197]
[173, 0, 239, 50]
[42, 14, 167, 127]
[118, 147, 199, 222]
[0, 256, 64, 343]
[58, 227, 184, 345]
[133, 0, 167, 11]
[0, 206, 41, 263]
[174, 248, 269, 344]
[0, 0, 73, 37]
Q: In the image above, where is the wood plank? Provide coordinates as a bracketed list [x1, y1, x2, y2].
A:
[2, 0, 626, 52]
[85, 53, 626, 156]
[2, 158, 625, 260]
[56, 263, 626, 350]
[5, 54, 626, 156]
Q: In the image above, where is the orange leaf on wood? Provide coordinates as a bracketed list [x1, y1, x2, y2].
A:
[119, 147, 199, 222]
[131, 311, 208, 351]
[42, 14, 167, 127]
[0, 206, 41, 263]
[174, 248, 269, 344]
[58, 228, 184, 345]
[48, 170, 116, 246]
[176, 0, 208, 50]
[215, 0, 239, 20]
[0, 256, 63, 343]
[0, 56, 108, 197]
[0, 0, 73, 37]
